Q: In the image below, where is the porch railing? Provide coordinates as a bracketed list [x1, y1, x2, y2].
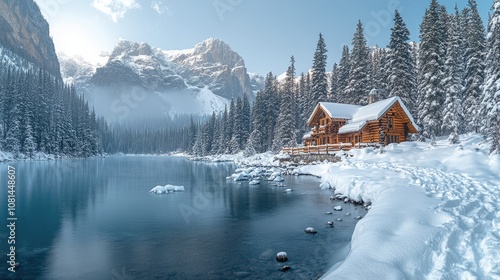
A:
[282, 142, 380, 155]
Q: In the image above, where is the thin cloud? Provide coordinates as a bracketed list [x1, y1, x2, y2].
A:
[92, 0, 141, 23]
[151, 0, 172, 16]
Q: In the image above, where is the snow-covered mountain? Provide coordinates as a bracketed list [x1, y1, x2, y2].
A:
[60, 38, 264, 123]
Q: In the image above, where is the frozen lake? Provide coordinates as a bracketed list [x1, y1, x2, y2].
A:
[0, 156, 366, 279]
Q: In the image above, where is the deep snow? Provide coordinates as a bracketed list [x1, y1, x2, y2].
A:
[206, 134, 499, 279]
[302, 134, 500, 279]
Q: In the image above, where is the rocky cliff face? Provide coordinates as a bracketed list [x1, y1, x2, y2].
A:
[93, 40, 187, 93]
[0, 0, 60, 78]
[164, 38, 255, 100]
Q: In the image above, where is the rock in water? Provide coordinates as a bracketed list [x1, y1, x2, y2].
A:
[305, 227, 317, 234]
[334, 206, 342, 211]
[276, 252, 288, 262]
[327, 221, 334, 227]
[279, 265, 291, 272]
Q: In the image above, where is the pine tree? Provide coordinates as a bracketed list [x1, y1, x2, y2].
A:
[345, 20, 371, 105]
[337, 46, 351, 103]
[262, 72, 279, 151]
[417, 0, 447, 138]
[329, 63, 339, 102]
[481, 0, 500, 153]
[240, 93, 251, 146]
[387, 10, 416, 114]
[463, 0, 486, 133]
[371, 47, 388, 97]
[272, 57, 298, 152]
[230, 97, 243, 152]
[244, 129, 260, 157]
[442, 6, 465, 140]
[225, 99, 235, 153]
[311, 33, 328, 104]
[250, 90, 267, 153]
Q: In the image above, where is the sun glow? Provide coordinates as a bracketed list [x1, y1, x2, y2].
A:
[50, 19, 109, 64]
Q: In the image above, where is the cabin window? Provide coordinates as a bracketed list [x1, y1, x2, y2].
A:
[355, 135, 359, 143]
[386, 135, 399, 144]
[388, 117, 394, 129]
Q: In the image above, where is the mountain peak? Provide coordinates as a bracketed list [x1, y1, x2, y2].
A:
[109, 39, 153, 61]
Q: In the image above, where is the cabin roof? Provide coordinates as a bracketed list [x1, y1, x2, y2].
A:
[309, 96, 420, 133]
[338, 120, 367, 134]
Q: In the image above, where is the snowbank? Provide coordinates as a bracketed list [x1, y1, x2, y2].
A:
[302, 134, 500, 279]
[0, 151, 58, 162]
[149, 184, 185, 194]
[191, 152, 281, 166]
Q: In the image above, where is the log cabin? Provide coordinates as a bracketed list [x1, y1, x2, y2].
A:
[303, 96, 420, 147]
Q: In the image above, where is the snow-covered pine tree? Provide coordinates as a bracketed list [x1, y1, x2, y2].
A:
[345, 20, 371, 105]
[244, 129, 260, 157]
[5, 111, 21, 155]
[388, 10, 416, 114]
[263, 72, 280, 151]
[311, 33, 328, 105]
[240, 93, 251, 147]
[225, 99, 235, 153]
[250, 90, 266, 153]
[481, 0, 500, 153]
[202, 112, 216, 154]
[230, 97, 243, 153]
[296, 72, 309, 143]
[211, 112, 224, 155]
[417, 0, 447, 138]
[463, 0, 486, 133]
[272, 56, 297, 152]
[336, 45, 351, 104]
[442, 6, 465, 142]
[329, 63, 339, 103]
[371, 47, 388, 98]
[188, 116, 197, 153]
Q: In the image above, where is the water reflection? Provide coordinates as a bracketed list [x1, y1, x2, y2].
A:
[0, 156, 365, 279]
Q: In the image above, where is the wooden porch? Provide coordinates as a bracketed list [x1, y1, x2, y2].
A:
[282, 143, 380, 155]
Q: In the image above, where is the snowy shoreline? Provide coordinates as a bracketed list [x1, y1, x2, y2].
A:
[0, 151, 108, 162]
[194, 134, 500, 279]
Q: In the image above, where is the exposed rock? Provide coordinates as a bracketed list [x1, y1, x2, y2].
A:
[0, 0, 60, 78]
[276, 252, 288, 262]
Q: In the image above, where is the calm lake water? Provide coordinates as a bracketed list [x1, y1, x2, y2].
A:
[0, 156, 365, 279]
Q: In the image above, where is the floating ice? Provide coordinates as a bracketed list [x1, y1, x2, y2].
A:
[149, 184, 185, 194]
[273, 176, 285, 182]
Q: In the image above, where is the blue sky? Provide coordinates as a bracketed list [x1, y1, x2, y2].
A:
[35, 0, 492, 76]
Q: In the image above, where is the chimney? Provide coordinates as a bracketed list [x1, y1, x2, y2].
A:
[368, 88, 384, 104]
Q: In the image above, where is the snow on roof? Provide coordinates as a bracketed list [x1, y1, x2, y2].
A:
[338, 120, 367, 134]
[303, 131, 313, 139]
[309, 96, 420, 133]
